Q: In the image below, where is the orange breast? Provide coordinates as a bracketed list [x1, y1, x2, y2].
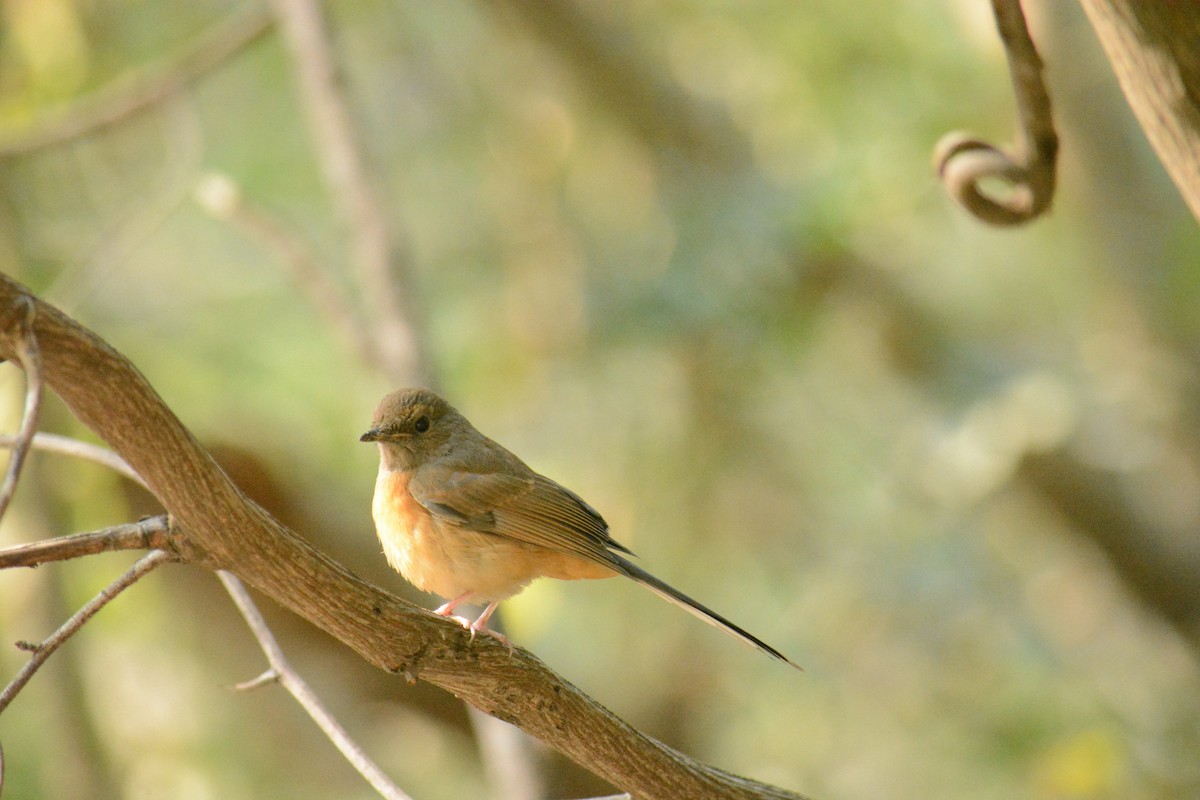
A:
[371, 468, 615, 603]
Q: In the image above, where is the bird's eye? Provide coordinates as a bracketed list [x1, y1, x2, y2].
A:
[413, 415, 430, 434]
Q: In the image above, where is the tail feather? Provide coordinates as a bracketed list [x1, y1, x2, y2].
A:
[611, 554, 801, 670]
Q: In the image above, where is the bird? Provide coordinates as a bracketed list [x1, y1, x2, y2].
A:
[361, 387, 799, 668]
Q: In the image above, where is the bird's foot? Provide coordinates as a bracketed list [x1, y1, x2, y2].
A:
[468, 618, 511, 650]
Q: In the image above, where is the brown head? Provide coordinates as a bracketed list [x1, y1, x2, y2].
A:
[360, 388, 462, 470]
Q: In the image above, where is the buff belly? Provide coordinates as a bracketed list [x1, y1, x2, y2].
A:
[372, 468, 612, 603]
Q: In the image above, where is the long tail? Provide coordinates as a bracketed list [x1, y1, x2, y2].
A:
[611, 554, 802, 670]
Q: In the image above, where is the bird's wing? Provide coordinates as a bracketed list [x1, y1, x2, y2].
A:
[408, 466, 626, 567]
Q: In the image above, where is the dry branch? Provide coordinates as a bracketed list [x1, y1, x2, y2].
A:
[0, 517, 170, 569]
[0, 298, 43, 522]
[0, 433, 146, 487]
[1078, 0, 1200, 222]
[219, 571, 414, 800]
[0, 274, 807, 800]
[0, 550, 173, 715]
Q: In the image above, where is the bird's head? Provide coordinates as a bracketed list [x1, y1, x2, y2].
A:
[361, 388, 459, 470]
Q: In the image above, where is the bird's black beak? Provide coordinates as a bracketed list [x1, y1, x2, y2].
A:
[360, 428, 382, 442]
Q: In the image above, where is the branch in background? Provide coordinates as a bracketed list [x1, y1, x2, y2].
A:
[0, 550, 173, 715]
[0, 274, 806, 799]
[193, 173, 378, 370]
[0, 297, 42, 523]
[467, 703, 546, 800]
[0, 6, 272, 157]
[1020, 450, 1200, 655]
[267, 3, 547, 793]
[489, 0, 752, 171]
[935, 0, 1058, 226]
[219, 571, 415, 800]
[269, 0, 430, 386]
[47, 99, 206, 316]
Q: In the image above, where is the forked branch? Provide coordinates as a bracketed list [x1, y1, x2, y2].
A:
[0, 550, 174, 715]
[0, 274, 806, 800]
[220, 572, 414, 800]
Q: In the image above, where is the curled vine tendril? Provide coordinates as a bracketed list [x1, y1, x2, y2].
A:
[935, 0, 1058, 226]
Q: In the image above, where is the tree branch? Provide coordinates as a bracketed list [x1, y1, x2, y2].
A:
[0, 432, 146, 487]
[0, 297, 43, 523]
[0, 274, 807, 799]
[0, 517, 171, 570]
[269, 0, 430, 386]
[218, 571, 415, 800]
[0, 550, 173, 715]
[0, 6, 272, 157]
[0, 435, 415, 799]
[1076, 0, 1200, 223]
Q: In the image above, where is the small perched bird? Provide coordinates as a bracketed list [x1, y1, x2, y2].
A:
[361, 388, 799, 668]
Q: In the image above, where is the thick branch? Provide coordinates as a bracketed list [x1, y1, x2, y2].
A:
[0, 275, 806, 800]
[1077, 1, 1200, 222]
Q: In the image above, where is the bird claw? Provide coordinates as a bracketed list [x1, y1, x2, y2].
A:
[442, 614, 510, 650]
[433, 599, 513, 653]
[469, 620, 511, 649]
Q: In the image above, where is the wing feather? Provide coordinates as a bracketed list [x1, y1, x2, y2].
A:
[408, 467, 624, 567]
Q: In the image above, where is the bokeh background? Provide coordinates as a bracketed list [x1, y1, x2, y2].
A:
[1, 1, 1198, 799]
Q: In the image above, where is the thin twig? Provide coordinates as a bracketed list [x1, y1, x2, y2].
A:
[232, 668, 279, 692]
[217, 571, 414, 800]
[269, 0, 428, 386]
[0, 298, 43, 523]
[0, 6, 272, 157]
[0, 550, 173, 715]
[0, 517, 171, 570]
[934, 0, 1058, 226]
[0, 432, 146, 488]
[0, 267, 807, 800]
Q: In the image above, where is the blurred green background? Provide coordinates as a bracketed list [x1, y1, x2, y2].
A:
[1, 1, 1198, 799]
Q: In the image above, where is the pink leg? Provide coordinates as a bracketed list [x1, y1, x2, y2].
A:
[469, 601, 501, 636]
[434, 595, 511, 650]
[469, 601, 513, 651]
[434, 591, 473, 617]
